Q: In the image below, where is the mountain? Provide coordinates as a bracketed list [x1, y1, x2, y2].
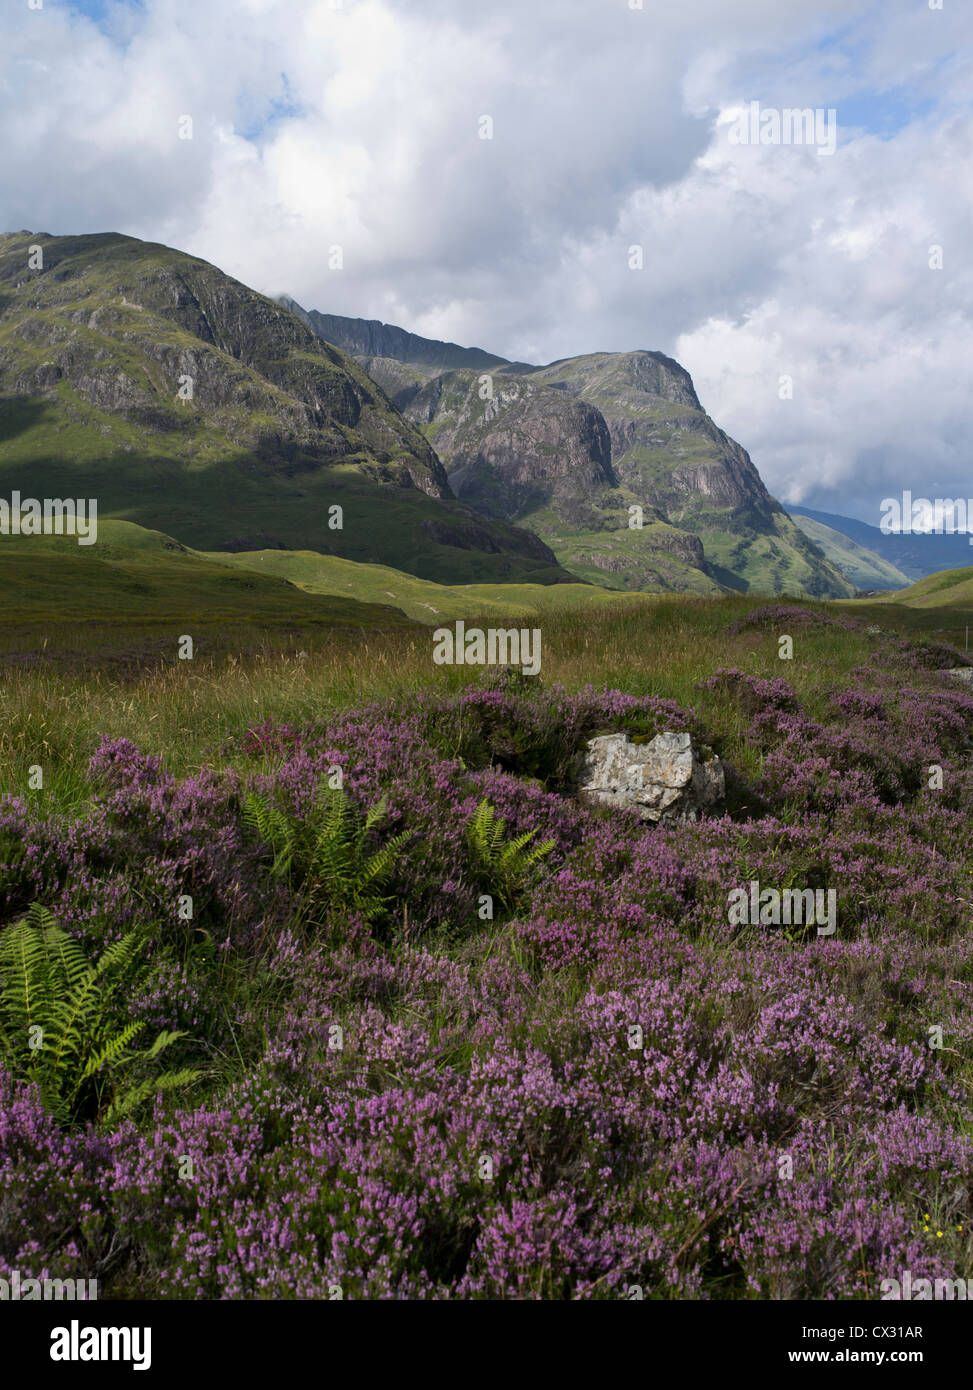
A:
[294, 307, 852, 599]
[787, 513, 909, 591]
[279, 299, 520, 377]
[0, 233, 574, 586]
[401, 359, 722, 593]
[787, 506, 973, 582]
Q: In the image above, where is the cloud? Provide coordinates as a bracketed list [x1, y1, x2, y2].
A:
[2, 0, 971, 519]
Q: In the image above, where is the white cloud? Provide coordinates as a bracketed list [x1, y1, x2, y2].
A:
[2, 0, 972, 518]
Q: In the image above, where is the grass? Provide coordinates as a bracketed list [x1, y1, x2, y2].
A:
[880, 565, 973, 609]
[1, 588, 960, 803]
[0, 521, 968, 808]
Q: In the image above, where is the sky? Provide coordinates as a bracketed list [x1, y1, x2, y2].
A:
[3, 0, 972, 525]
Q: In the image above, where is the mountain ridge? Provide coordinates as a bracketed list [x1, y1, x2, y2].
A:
[291, 303, 853, 599]
[0, 232, 575, 586]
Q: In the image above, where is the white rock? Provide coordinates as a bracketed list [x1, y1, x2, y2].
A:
[578, 731, 725, 823]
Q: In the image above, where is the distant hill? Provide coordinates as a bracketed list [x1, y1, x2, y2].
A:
[0, 518, 653, 628]
[201, 542, 656, 624]
[291, 301, 853, 600]
[0, 520, 411, 627]
[883, 565, 973, 610]
[788, 513, 909, 591]
[0, 232, 574, 588]
[787, 506, 973, 581]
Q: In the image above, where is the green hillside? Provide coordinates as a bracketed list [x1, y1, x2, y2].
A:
[199, 544, 658, 622]
[883, 565, 973, 608]
[789, 513, 910, 591]
[0, 520, 410, 627]
[0, 232, 572, 587]
[0, 519, 656, 630]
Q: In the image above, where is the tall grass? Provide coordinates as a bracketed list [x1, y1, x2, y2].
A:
[0, 594, 961, 799]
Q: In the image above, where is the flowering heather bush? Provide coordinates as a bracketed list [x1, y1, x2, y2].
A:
[727, 604, 863, 635]
[0, 739, 281, 956]
[1, 654, 972, 1299]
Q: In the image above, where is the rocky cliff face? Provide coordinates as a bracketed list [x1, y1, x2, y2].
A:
[2, 233, 448, 495]
[292, 302, 852, 598]
[410, 370, 616, 527]
[522, 352, 850, 597]
[0, 234, 572, 585]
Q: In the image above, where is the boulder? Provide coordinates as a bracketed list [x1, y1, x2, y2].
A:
[578, 731, 725, 823]
[946, 667, 973, 686]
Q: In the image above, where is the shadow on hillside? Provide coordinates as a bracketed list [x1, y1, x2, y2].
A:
[707, 561, 748, 593]
[0, 397, 54, 443]
[0, 433, 572, 588]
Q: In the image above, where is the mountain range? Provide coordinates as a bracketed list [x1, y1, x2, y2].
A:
[0, 232, 571, 586]
[785, 512, 910, 591]
[787, 506, 973, 584]
[0, 229, 926, 604]
[283, 302, 856, 599]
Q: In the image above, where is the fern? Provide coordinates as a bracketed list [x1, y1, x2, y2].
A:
[465, 799, 555, 913]
[244, 780, 410, 926]
[0, 905, 199, 1127]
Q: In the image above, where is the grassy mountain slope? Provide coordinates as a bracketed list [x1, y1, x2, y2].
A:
[882, 565, 973, 608]
[0, 232, 574, 586]
[0, 516, 650, 629]
[788, 513, 909, 591]
[200, 543, 657, 623]
[787, 505, 973, 581]
[295, 304, 851, 599]
[0, 520, 410, 626]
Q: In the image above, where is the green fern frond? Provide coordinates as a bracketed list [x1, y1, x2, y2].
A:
[465, 798, 556, 914]
[245, 777, 410, 929]
[0, 909, 202, 1128]
[102, 1066, 201, 1126]
[78, 1020, 147, 1081]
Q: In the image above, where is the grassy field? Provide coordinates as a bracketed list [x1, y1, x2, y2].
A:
[0, 577, 963, 803]
[1, 524, 969, 816]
